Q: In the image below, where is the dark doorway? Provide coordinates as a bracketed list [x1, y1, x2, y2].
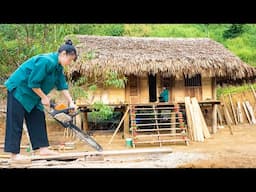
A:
[148, 74, 157, 102]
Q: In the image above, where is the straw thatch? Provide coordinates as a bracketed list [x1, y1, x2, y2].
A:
[69, 35, 256, 84]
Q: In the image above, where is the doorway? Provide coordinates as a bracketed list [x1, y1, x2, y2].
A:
[148, 74, 157, 102]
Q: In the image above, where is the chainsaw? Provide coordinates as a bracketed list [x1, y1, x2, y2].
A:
[46, 102, 103, 152]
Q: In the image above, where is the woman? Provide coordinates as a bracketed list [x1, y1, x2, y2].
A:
[4, 39, 77, 161]
[159, 86, 169, 102]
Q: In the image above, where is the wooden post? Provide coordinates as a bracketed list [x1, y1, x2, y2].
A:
[83, 111, 89, 132]
[212, 77, 217, 134]
[123, 105, 130, 138]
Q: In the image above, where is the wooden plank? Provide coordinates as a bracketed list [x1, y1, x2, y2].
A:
[0, 145, 29, 149]
[184, 97, 194, 140]
[237, 101, 243, 123]
[245, 101, 256, 124]
[191, 98, 206, 140]
[31, 147, 173, 161]
[191, 97, 211, 139]
[0, 154, 10, 158]
[242, 102, 252, 124]
[188, 97, 200, 141]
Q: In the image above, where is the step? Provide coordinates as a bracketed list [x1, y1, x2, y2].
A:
[131, 112, 180, 115]
[131, 117, 184, 121]
[133, 107, 179, 110]
[136, 122, 181, 127]
[133, 139, 189, 144]
[134, 133, 187, 138]
[134, 128, 187, 132]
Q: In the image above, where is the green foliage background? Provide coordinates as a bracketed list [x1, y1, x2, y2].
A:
[1, 24, 256, 97]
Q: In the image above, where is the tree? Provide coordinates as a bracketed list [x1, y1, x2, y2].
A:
[223, 24, 244, 39]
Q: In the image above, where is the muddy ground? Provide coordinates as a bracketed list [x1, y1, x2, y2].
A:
[1, 114, 256, 168]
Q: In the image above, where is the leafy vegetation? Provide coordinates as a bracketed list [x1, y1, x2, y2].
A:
[1, 24, 256, 101]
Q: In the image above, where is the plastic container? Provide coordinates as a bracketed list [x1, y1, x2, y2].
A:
[125, 138, 133, 147]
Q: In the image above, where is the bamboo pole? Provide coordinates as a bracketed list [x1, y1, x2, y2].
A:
[229, 93, 238, 125]
[223, 104, 234, 135]
[242, 101, 252, 124]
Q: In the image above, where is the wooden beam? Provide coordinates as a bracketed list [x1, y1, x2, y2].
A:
[212, 104, 217, 133]
[83, 112, 89, 131]
[123, 107, 130, 138]
[212, 77, 217, 133]
[31, 147, 173, 161]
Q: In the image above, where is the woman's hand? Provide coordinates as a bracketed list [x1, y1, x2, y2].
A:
[69, 100, 77, 109]
[41, 96, 50, 107]
[32, 88, 50, 107]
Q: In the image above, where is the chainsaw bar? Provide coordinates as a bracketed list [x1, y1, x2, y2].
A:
[68, 123, 103, 152]
[46, 108, 103, 152]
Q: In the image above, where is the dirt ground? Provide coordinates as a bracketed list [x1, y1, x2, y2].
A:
[1, 114, 256, 168]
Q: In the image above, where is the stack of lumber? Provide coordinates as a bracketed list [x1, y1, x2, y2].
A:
[184, 97, 211, 142]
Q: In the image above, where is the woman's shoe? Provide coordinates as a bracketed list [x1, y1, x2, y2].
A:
[38, 147, 59, 156]
[10, 154, 31, 164]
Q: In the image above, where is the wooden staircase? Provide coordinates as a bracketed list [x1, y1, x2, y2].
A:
[129, 103, 189, 147]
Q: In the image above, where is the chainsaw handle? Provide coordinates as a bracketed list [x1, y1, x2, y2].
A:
[49, 102, 76, 116]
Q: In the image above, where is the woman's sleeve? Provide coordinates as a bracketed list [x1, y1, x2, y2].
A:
[55, 70, 68, 90]
[27, 57, 48, 88]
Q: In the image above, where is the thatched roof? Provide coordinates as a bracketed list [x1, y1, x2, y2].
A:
[70, 35, 256, 84]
